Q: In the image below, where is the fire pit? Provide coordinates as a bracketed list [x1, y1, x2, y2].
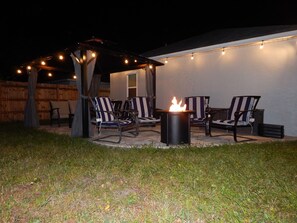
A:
[158, 97, 193, 146]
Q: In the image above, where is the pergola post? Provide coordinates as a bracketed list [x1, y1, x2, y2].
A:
[152, 65, 157, 111]
[80, 49, 89, 137]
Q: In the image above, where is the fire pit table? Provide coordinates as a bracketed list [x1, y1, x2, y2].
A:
[158, 110, 194, 146]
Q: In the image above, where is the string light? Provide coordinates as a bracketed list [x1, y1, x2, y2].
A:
[13, 34, 296, 82]
[14, 47, 102, 82]
[58, 55, 64, 60]
[158, 35, 297, 63]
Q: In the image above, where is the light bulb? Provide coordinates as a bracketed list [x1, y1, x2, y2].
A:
[260, 40, 264, 49]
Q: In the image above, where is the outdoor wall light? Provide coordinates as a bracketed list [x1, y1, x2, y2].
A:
[191, 53, 194, 60]
[260, 40, 264, 49]
[221, 47, 225, 55]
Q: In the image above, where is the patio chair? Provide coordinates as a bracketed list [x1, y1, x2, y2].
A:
[130, 96, 160, 132]
[68, 100, 77, 128]
[184, 96, 210, 135]
[111, 99, 122, 112]
[49, 100, 70, 127]
[90, 96, 139, 143]
[207, 95, 261, 142]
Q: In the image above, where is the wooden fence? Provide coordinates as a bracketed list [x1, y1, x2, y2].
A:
[0, 81, 110, 122]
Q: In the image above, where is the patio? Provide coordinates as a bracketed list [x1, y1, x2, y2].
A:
[38, 123, 296, 148]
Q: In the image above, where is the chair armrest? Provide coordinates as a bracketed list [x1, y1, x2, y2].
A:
[122, 109, 138, 115]
[100, 110, 134, 120]
[50, 107, 60, 117]
[234, 109, 255, 122]
[206, 107, 229, 120]
[98, 109, 139, 124]
[121, 109, 138, 119]
[50, 107, 59, 111]
[119, 109, 139, 119]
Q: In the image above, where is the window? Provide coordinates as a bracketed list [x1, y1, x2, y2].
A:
[127, 73, 137, 98]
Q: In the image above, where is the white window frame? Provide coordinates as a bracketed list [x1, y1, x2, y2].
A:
[127, 73, 137, 98]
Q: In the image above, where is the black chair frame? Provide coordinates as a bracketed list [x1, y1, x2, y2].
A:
[207, 95, 261, 142]
[90, 97, 139, 144]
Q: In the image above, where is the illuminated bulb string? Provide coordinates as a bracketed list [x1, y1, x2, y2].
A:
[161, 35, 297, 63]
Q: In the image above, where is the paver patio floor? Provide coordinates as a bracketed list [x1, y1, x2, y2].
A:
[39, 124, 296, 148]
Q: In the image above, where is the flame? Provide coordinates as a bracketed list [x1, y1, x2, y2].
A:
[169, 96, 187, 112]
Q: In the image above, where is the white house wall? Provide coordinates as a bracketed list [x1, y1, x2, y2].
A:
[110, 69, 147, 102]
[155, 38, 297, 136]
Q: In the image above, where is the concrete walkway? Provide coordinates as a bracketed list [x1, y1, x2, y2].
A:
[39, 124, 296, 149]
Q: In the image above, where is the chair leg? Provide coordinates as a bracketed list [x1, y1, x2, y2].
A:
[208, 125, 212, 136]
[93, 134, 122, 144]
[204, 124, 208, 136]
[92, 125, 138, 144]
[233, 128, 238, 142]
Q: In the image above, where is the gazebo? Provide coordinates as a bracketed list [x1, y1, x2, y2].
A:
[22, 38, 163, 138]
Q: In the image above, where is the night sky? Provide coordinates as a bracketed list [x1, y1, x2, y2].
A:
[1, 1, 297, 80]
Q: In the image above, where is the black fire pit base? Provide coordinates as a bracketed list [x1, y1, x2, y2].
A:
[159, 110, 193, 146]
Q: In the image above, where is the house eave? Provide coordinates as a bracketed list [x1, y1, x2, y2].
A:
[150, 30, 297, 60]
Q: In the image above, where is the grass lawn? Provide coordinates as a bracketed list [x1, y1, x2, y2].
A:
[0, 122, 297, 222]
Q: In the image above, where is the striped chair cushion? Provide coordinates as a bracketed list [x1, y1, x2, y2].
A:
[185, 96, 209, 120]
[228, 96, 255, 122]
[100, 119, 133, 127]
[131, 97, 152, 118]
[130, 97, 160, 124]
[212, 119, 251, 126]
[93, 97, 115, 122]
[138, 117, 160, 123]
[213, 96, 255, 126]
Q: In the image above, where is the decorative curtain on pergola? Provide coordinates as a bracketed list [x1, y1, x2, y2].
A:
[89, 74, 101, 97]
[24, 67, 40, 128]
[71, 50, 97, 137]
[145, 64, 155, 112]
